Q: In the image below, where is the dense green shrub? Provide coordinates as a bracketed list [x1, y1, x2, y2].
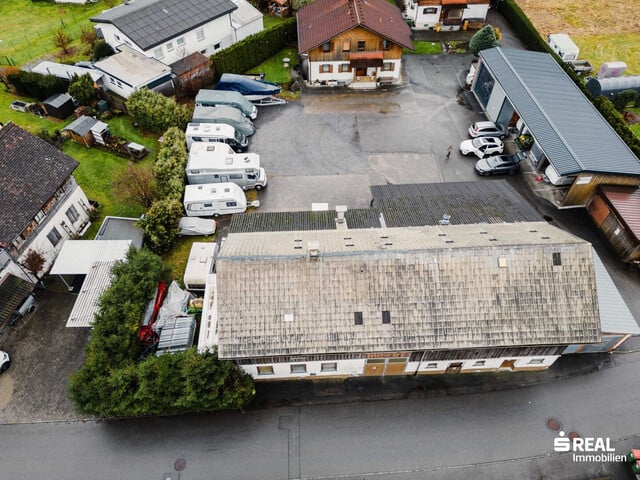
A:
[153, 127, 187, 200]
[593, 96, 640, 158]
[6, 70, 66, 100]
[613, 89, 639, 111]
[211, 18, 297, 81]
[469, 25, 498, 56]
[138, 198, 183, 254]
[68, 73, 97, 105]
[68, 248, 255, 417]
[127, 89, 192, 134]
[92, 40, 115, 61]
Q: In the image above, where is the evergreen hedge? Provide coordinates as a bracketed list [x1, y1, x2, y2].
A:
[211, 18, 297, 81]
[6, 70, 66, 100]
[68, 248, 255, 417]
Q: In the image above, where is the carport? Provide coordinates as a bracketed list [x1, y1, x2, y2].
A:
[50, 240, 132, 327]
[472, 47, 640, 207]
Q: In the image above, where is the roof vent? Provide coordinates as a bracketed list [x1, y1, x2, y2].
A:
[244, 156, 250, 163]
[488, 237, 497, 242]
[284, 313, 294, 322]
[335, 205, 348, 224]
[445, 240, 454, 244]
[498, 257, 507, 268]
[308, 241, 320, 259]
[439, 214, 451, 225]
[541, 236, 550, 240]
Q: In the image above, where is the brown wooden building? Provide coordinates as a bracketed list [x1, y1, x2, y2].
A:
[297, 0, 413, 88]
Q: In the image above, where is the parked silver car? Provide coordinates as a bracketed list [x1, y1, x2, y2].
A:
[468, 121, 508, 139]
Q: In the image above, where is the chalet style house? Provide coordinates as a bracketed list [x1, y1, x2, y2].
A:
[297, 0, 413, 88]
[402, 0, 490, 31]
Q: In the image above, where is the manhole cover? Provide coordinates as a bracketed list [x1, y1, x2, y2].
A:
[174, 458, 186, 471]
[568, 432, 581, 441]
[546, 417, 562, 432]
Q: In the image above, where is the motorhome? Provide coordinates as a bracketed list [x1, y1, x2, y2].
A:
[183, 242, 219, 292]
[191, 105, 255, 137]
[185, 123, 249, 152]
[183, 182, 247, 217]
[186, 149, 267, 190]
[547, 34, 579, 61]
[195, 89, 258, 120]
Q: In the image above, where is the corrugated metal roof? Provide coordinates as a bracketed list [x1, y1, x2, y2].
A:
[591, 249, 640, 335]
[66, 261, 116, 327]
[156, 316, 197, 353]
[50, 240, 131, 275]
[599, 185, 640, 240]
[479, 48, 640, 177]
[31, 61, 103, 82]
[91, 0, 237, 51]
[63, 116, 98, 136]
[371, 181, 540, 227]
[216, 222, 601, 358]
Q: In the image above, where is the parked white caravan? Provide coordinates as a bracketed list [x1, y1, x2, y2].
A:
[185, 123, 249, 152]
[183, 242, 219, 291]
[189, 141, 236, 157]
[191, 105, 255, 137]
[547, 34, 579, 61]
[183, 182, 247, 217]
[186, 150, 267, 190]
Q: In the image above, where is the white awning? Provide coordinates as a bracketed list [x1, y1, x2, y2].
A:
[50, 240, 131, 275]
[66, 261, 117, 327]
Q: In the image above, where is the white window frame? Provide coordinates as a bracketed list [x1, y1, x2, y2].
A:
[153, 47, 164, 59]
[47, 227, 63, 247]
[176, 36, 185, 46]
[290, 364, 307, 374]
[321, 362, 337, 372]
[166, 41, 174, 51]
[196, 28, 205, 42]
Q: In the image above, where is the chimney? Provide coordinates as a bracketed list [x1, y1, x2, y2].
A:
[335, 205, 347, 224]
[308, 241, 320, 260]
[439, 214, 451, 225]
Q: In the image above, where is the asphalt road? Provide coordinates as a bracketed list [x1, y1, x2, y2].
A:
[1, 351, 638, 480]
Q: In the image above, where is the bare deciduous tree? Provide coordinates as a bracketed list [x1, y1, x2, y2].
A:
[113, 162, 156, 209]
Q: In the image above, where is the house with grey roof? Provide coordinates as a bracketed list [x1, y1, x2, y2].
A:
[0, 123, 92, 322]
[200, 221, 638, 380]
[91, 0, 263, 65]
[471, 47, 640, 208]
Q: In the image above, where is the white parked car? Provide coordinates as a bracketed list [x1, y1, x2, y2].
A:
[0, 351, 10, 373]
[468, 121, 508, 139]
[459, 137, 504, 158]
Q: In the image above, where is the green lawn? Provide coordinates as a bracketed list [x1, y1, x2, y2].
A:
[628, 107, 640, 140]
[262, 14, 291, 30]
[574, 34, 640, 75]
[0, 0, 108, 67]
[246, 47, 298, 84]
[404, 41, 443, 55]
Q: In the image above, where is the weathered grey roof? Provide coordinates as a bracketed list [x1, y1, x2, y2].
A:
[91, 0, 237, 51]
[371, 181, 540, 227]
[0, 123, 79, 244]
[63, 116, 98, 136]
[93, 45, 171, 87]
[592, 248, 640, 335]
[216, 222, 601, 359]
[0, 274, 34, 325]
[94, 216, 144, 250]
[230, 208, 380, 233]
[479, 48, 640, 177]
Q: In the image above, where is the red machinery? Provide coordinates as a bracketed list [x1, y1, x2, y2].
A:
[138, 281, 167, 346]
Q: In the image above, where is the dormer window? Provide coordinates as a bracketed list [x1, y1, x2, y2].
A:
[322, 42, 331, 52]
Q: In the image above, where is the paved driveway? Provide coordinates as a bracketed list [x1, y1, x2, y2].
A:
[251, 53, 489, 212]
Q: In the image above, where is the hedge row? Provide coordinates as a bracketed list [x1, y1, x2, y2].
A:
[6, 70, 66, 100]
[210, 18, 297, 81]
[498, 0, 640, 158]
[68, 248, 255, 417]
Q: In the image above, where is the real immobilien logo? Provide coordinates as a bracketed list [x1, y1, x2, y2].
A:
[554, 431, 626, 463]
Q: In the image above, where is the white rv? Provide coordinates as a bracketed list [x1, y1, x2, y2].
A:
[183, 182, 247, 217]
[183, 242, 219, 292]
[186, 150, 267, 190]
[189, 141, 236, 157]
[547, 34, 579, 61]
[185, 123, 249, 152]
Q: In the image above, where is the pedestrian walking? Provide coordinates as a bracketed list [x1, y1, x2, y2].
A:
[446, 145, 453, 159]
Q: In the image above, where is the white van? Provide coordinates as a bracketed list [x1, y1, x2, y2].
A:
[183, 242, 219, 291]
[183, 182, 247, 217]
[185, 123, 249, 152]
[186, 150, 267, 190]
[547, 34, 579, 61]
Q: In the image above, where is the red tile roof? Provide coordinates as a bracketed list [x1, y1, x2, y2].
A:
[297, 0, 413, 53]
[600, 185, 640, 240]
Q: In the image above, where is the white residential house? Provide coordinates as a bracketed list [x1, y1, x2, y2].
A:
[403, 0, 490, 31]
[91, 0, 263, 65]
[93, 45, 174, 99]
[0, 123, 92, 286]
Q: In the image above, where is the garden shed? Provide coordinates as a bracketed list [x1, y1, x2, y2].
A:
[62, 116, 109, 147]
[42, 93, 75, 120]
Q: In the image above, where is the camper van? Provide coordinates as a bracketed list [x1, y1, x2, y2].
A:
[547, 34, 579, 61]
[186, 150, 267, 190]
[185, 123, 249, 152]
[191, 105, 255, 137]
[183, 242, 219, 291]
[183, 182, 247, 217]
[195, 89, 258, 120]
[189, 141, 236, 157]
